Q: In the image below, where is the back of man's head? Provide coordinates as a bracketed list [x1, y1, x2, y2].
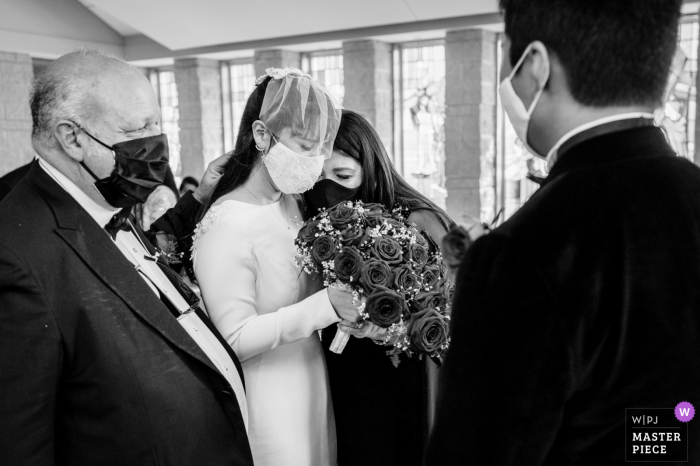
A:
[30, 49, 136, 151]
[500, 0, 683, 108]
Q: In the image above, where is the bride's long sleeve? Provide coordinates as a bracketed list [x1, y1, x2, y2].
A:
[194, 223, 340, 362]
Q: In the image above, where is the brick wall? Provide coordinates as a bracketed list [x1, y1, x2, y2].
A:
[342, 40, 394, 159]
[174, 58, 223, 180]
[444, 29, 498, 223]
[0, 51, 34, 176]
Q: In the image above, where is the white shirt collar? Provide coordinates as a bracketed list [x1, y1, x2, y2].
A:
[545, 112, 656, 170]
[38, 157, 120, 228]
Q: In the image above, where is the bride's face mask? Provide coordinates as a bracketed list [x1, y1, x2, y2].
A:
[262, 131, 325, 194]
[255, 67, 342, 194]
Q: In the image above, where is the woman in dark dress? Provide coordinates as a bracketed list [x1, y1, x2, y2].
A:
[303, 110, 453, 466]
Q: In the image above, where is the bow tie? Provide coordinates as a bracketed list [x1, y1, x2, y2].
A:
[105, 208, 133, 240]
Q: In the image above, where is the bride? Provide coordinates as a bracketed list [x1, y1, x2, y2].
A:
[192, 69, 358, 466]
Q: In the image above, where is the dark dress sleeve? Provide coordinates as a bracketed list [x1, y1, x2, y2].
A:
[149, 190, 201, 238]
[424, 233, 572, 465]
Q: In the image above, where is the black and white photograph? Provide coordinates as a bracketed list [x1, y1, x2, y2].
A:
[0, 0, 699, 465]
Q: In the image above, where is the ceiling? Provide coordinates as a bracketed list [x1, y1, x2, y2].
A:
[1, 0, 699, 65]
[80, 0, 499, 51]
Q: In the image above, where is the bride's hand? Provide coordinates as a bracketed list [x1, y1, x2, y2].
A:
[338, 320, 386, 341]
[327, 285, 365, 322]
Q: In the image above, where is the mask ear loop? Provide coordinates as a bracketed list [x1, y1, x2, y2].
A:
[508, 43, 548, 117]
[255, 127, 273, 159]
[69, 120, 114, 182]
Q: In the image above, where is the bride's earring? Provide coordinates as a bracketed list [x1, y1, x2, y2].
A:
[256, 143, 266, 159]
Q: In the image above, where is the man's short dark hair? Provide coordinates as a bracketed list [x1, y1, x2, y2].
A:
[500, 0, 682, 107]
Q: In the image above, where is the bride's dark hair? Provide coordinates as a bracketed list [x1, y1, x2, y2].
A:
[201, 76, 273, 218]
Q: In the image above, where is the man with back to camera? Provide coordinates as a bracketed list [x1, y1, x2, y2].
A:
[0, 50, 254, 466]
[426, 0, 700, 464]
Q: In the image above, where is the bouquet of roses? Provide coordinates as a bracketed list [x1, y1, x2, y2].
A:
[295, 201, 452, 367]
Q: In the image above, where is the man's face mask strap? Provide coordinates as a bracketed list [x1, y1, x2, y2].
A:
[498, 42, 548, 157]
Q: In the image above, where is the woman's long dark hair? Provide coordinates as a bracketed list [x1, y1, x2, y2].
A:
[200, 76, 273, 220]
[333, 109, 452, 229]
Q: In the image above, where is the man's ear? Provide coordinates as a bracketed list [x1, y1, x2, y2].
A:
[513, 41, 551, 110]
[527, 41, 551, 90]
[54, 120, 87, 162]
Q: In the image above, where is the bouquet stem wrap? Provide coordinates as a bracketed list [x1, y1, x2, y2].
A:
[329, 326, 351, 354]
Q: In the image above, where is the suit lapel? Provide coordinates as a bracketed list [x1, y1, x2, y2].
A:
[26, 164, 221, 375]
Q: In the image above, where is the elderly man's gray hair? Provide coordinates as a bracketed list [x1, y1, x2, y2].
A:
[30, 48, 126, 149]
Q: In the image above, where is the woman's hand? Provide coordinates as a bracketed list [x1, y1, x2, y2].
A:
[338, 320, 387, 341]
[327, 285, 365, 322]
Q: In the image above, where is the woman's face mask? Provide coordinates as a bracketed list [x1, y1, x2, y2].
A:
[304, 179, 361, 215]
[262, 133, 325, 194]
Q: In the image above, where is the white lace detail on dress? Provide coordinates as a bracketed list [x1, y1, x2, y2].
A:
[191, 202, 241, 264]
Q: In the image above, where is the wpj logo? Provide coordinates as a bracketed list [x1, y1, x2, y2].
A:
[625, 403, 693, 462]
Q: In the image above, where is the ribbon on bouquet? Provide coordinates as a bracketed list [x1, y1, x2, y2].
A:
[330, 326, 351, 354]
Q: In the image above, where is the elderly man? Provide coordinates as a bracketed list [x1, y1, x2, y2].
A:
[0, 50, 253, 466]
[427, 0, 700, 464]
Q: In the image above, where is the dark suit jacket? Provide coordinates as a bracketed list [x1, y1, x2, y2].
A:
[426, 125, 700, 465]
[0, 162, 253, 466]
[0, 161, 31, 202]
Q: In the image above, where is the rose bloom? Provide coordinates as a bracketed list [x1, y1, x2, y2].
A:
[361, 203, 386, 215]
[340, 226, 368, 248]
[415, 290, 446, 310]
[365, 211, 388, 229]
[393, 263, 421, 294]
[441, 224, 473, 269]
[298, 218, 321, 244]
[328, 203, 359, 230]
[404, 243, 429, 268]
[359, 259, 393, 294]
[414, 230, 429, 250]
[366, 286, 406, 327]
[426, 255, 448, 280]
[370, 236, 403, 265]
[408, 308, 449, 354]
[334, 246, 364, 283]
[311, 236, 338, 264]
[421, 264, 442, 290]
[442, 281, 455, 303]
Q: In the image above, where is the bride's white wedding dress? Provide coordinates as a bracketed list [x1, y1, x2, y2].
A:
[193, 195, 339, 466]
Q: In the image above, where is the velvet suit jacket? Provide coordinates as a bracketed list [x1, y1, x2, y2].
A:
[0, 161, 31, 203]
[425, 125, 700, 465]
[0, 162, 253, 466]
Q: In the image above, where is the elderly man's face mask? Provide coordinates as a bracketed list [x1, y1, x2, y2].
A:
[74, 123, 170, 208]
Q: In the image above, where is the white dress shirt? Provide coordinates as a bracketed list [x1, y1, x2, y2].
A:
[38, 157, 248, 430]
[546, 112, 656, 169]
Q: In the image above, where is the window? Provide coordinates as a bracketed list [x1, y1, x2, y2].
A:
[221, 59, 256, 153]
[301, 51, 344, 104]
[148, 69, 181, 178]
[393, 41, 447, 210]
[661, 14, 699, 160]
